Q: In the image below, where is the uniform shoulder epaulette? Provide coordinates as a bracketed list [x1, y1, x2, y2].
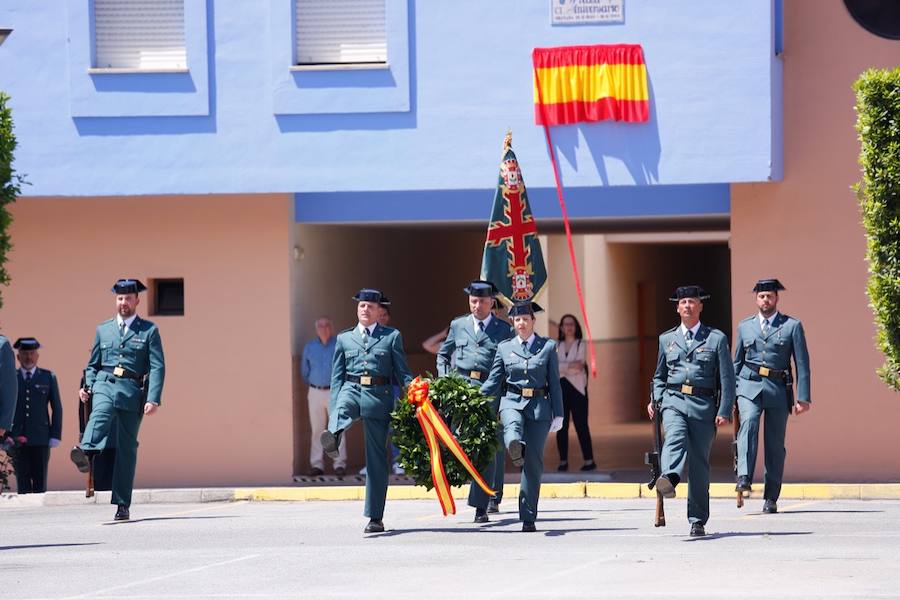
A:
[339, 326, 355, 334]
[101, 317, 116, 324]
[740, 315, 756, 323]
[451, 314, 470, 325]
[662, 325, 679, 335]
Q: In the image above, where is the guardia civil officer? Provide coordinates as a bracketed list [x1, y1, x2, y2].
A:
[321, 289, 413, 534]
[11, 338, 62, 493]
[70, 279, 165, 521]
[647, 286, 735, 537]
[436, 280, 513, 523]
[480, 301, 563, 532]
[0, 334, 16, 440]
[734, 279, 811, 514]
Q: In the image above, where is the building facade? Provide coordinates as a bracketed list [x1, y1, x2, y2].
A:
[0, 0, 897, 488]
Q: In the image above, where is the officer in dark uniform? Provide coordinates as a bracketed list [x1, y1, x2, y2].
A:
[321, 288, 413, 534]
[0, 334, 16, 441]
[437, 280, 512, 523]
[70, 279, 165, 521]
[734, 278, 811, 513]
[648, 286, 735, 537]
[480, 301, 564, 532]
[10, 338, 62, 493]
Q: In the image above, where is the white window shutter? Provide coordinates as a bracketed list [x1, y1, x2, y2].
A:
[94, 0, 187, 70]
[296, 0, 387, 65]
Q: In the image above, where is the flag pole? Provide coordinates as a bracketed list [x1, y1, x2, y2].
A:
[532, 58, 599, 378]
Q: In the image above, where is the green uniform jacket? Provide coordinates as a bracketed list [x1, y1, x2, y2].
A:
[330, 324, 413, 420]
[733, 313, 810, 408]
[12, 368, 62, 445]
[84, 317, 166, 411]
[436, 314, 513, 383]
[652, 324, 735, 420]
[0, 336, 17, 430]
[481, 335, 564, 420]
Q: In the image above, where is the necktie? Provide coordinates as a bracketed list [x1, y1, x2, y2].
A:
[762, 318, 770, 334]
[119, 321, 127, 338]
[521, 340, 528, 353]
[25, 371, 32, 383]
[685, 329, 693, 345]
[362, 327, 369, 348]
[478, 321, 485, 332]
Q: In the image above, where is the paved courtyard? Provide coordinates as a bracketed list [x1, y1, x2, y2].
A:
[2, 497, 898, 599]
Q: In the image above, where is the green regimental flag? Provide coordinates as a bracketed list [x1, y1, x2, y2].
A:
[480, 134, 547, 305]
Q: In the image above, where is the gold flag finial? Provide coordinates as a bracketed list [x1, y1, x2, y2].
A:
[503, 129, 512, 151]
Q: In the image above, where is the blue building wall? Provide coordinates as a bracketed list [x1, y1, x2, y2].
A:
[1, 1, 779, 221]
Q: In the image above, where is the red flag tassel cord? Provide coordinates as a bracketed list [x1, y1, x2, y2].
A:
[408, 378, 495, 516]
[532, 61, 599, 378]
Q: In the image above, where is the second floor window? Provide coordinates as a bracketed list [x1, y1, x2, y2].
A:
[295, 0, 387, 67]
[93, 0, 187, 70]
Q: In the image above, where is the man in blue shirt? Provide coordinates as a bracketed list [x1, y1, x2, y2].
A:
[301, 316, 345, 476]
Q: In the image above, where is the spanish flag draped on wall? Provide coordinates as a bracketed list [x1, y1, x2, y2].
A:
[533, 44, 649, 125]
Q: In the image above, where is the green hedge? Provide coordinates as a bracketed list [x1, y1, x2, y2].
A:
[854, 69, 900, 392]
[0, 92, 22, 309]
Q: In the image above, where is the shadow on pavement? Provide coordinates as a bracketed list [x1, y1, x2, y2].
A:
[0, 542, 102, 551]
[683, 531, 813, 542]
[102, 515, 238, 526]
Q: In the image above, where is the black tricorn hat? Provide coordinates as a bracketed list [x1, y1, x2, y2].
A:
[669, 285, 710, 302]
[463, 280, 498, 298]
[13, 337, 40, 350]
[112, 279, 147, 294]
[752, 278, 786, 293]
[353, 288, 390, 305]
[508, 301, 544, 317]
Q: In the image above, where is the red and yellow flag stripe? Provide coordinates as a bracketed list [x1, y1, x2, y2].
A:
[408, 377, 495, 516]
[533, 44, 649, 125]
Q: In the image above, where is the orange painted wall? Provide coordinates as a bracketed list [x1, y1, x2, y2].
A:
[2, 194, 294, 489]
[731, 2, 900, 480]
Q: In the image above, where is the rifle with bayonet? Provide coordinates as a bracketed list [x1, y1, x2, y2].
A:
[78, 371, 94, 498]
[644, 388, 665, 527]
[732, 401, 743, 508]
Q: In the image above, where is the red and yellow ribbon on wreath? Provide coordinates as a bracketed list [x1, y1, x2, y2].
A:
[407, 376, 495, 515]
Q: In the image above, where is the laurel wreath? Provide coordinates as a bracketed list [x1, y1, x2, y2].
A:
[391, 373, 501, 490]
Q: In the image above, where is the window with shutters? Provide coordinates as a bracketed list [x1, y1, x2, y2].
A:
[93, 0, 187, 70]
[295, 0, 387, 67]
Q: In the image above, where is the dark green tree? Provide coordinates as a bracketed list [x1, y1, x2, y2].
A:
[854, 68, 900, 392]
[0, 92, 22, 309]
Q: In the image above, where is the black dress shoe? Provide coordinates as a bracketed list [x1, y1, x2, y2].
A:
[474, 509, 489, 524]
[655, 474, 677, 499]
[763, 499, 778, 514]
[334, 467, 346, 477]
[522, 521, 536, 532]
[70, 446, 91, 473]
[689, 523, 705, 537]
[364, 519, 384, 533]
[557, 461, 569, 472]
[508, 440, 525, 467]
[735, 475, 752, 492]
[114, 505, 130, 521]
[308, 467, 324, 477]
[487, 499, 500, 514]
[580, 461, 597, 472]
[320, 431, 341, 460]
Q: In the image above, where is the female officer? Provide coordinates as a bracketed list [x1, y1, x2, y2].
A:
[481, 301, 563, 532]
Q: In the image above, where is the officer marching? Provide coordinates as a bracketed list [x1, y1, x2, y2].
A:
[321, 288, 413, 534]
[70, 279, 165, 521]
[480, 301, 563, 532]
[648, 286, 735, 537]
[734, 278, 811, 513]
[11, 338, 62, 494]
[436, 279, 513, 523]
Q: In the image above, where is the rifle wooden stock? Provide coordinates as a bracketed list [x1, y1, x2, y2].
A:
[733, 403, 743, 508]
[655, 490, 666, 527]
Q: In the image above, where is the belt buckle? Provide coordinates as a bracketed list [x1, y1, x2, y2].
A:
[360, 376, 372, 386]
[113, 366, 125, 377]
[522, 388, 534, 398]
[469, 370, 482, 380]
[681, 384, 693, 395]
[759, 366, 770, 377]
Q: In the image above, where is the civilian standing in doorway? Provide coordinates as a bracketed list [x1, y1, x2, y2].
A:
[555, 315, 595, 472]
